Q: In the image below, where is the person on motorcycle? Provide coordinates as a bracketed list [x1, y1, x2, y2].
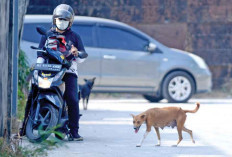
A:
[20, 4, 88, 141]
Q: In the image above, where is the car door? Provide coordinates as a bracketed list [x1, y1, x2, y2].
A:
[97, 25, 161, 91]
[72, 24, 101, 86]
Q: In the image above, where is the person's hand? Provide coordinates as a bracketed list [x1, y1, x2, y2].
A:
[70, 45, 78, 57]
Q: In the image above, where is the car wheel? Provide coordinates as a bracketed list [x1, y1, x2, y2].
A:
[162, 71, 195, 103]
[143, 94, 163, 103]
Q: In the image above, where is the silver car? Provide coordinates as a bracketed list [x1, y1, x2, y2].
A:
[21, 15, 212, 103]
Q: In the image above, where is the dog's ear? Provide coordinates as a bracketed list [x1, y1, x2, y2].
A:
[93, 77, 96, 81]
[130, 114, 135, 118]
[141, 114, 146, 119]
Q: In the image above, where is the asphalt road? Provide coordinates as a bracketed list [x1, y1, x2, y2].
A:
[46, 98, 232, 157]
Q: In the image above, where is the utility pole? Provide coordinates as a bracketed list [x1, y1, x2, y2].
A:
[7, 0, 14, 142]
[12, 0, 18, 117]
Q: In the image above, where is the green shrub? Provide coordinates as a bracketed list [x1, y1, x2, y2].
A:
[18, 49, 30, 88]
[17, 88, 27, 120]
[222, 79, 232, 96]
[18, 49, 30, 120]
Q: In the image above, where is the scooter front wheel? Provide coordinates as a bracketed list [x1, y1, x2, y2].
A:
[26, 103, 58, 143]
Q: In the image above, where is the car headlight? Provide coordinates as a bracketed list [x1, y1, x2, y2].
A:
[38, 76, 53, 89]
[189, 53, 208, 69]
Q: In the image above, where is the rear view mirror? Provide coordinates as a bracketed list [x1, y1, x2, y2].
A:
[147, 43, 157, 53]
[36, 26, 47, 35]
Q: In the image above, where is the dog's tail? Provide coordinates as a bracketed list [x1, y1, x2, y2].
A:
[184, 102, 200, 113]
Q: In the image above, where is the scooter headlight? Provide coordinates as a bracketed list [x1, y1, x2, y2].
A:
[38, 76, 53, 89]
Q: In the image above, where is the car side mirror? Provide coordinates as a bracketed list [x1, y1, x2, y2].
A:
[36, 26, 46, 35]
[147, 43, 157, 53]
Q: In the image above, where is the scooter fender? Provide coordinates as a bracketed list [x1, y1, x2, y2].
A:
[38, 92, 63, 109]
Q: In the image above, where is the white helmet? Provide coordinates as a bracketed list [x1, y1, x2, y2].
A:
[53, 4, 75, 31]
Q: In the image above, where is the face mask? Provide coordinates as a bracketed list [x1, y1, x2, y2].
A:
[55, 18, 69, 31]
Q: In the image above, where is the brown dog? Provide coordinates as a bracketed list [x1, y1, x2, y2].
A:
[131, 103, 200, 147]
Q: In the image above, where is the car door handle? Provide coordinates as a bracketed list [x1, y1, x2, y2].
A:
[103, 55, 116, 60]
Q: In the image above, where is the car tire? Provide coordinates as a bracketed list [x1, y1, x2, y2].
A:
[143, 94, 163, 103]
[162, 71, 195, 103]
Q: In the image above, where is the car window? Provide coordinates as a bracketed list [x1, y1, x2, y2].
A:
[98, 26, 149, 51]
[72, 25, 95, 47]
[22, 23, 52, 43]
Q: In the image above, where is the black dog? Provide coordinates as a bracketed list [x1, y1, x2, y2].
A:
[79, 77, 96, 110]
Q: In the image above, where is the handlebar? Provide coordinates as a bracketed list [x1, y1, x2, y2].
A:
[30, 46, 47, 54]
[37, 50, 47, 54]
[30, 46, 38, 49]
[30, 45, 75, 69]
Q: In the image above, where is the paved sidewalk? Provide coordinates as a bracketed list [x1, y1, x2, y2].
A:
[47, 99, 228, 157]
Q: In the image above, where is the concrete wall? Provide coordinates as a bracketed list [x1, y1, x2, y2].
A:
[27, 0, 232, 88]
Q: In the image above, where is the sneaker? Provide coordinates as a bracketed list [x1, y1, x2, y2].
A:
[68, 132, 83, 141]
